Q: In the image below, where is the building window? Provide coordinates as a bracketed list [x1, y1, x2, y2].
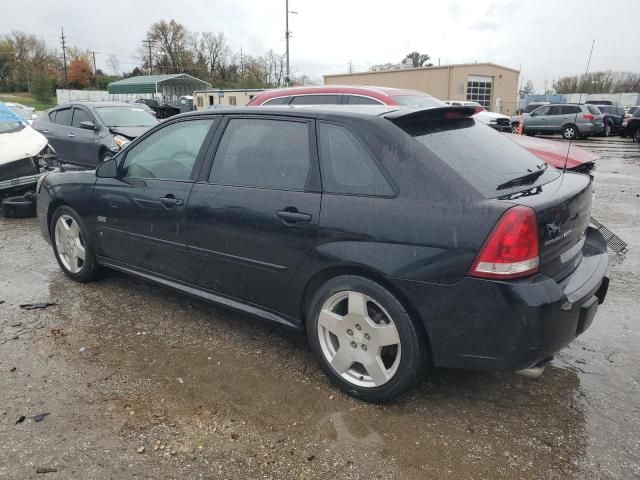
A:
[209, 95, 214, 106]
[228, 96, 237, 106]
[466, 76, 492, 108]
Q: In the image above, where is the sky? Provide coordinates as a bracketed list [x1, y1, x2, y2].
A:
[2, 0, 639, 92]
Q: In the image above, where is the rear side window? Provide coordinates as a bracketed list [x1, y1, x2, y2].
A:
[318, 122, 393, 196]
[263, 97, 290, 105]
[346, 95, 383, 105]
[401, 119, 560, 198]
[71, 108, 92, 127]
[587, 105, 601, 115]
[561, 105, 581, 115]
[290, 95, 341, 105]
[54, 108, 72, 125]
[210, 118, 311, 191]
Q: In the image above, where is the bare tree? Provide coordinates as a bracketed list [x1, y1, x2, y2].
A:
[146, 19, 190, 72]
[107, 54, 121, 76]
[405, 51, 432, 68]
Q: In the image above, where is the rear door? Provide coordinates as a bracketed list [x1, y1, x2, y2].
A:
[47, 107, 74, 161]
[185, 115, 321, 311]
[93, 117, 217, 280]
[69, 106, 101, 167]
[557, 105, 582, 131]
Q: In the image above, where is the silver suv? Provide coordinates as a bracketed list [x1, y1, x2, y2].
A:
[521, 104, 604, 140]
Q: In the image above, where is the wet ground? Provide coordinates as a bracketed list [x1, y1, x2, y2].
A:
[1, 136, 639, 479]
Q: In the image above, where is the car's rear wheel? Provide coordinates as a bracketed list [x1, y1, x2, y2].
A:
[51, 206, 99, 282]
[562, 125, 578, 140]
[306, 275, 430, 402]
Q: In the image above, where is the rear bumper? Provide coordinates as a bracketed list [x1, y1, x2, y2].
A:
[394, 227, 609, 371]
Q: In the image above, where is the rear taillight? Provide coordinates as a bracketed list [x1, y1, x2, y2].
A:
[470, 206, 539, 280]
[582, 114, 595, 120]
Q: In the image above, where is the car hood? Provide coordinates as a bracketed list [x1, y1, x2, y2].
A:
[0, 126, 48, 165]
[504, 133, 599, 169]
[108, 126, 151, 139]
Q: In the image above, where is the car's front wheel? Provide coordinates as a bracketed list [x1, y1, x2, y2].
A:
[306, 275, 430, 402]
[51, 206, 100, 282]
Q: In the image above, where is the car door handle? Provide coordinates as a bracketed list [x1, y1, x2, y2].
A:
[67, 133, 75, 137]
[159, 196, 184, 209]
[42, 129, 49, 134]
[276, 209, 312, 224]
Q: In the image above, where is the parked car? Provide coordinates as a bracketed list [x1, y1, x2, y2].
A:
[444, 100, 511, 132]
[33, 101, 158, 168]
[247, 85, 445, 108]
[585, 100, 620, 106]
[516, 104, 604, 139]
[36, 105, 609, 402]
[0, 102, 57, 204]
[621, 106, 640, 138]
[623, 110, 640, 142]
[592, 104, 625, 136]
[133, 98, 179, 119]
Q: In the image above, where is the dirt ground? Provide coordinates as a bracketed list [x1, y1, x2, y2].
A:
[1, 136, 639, 480]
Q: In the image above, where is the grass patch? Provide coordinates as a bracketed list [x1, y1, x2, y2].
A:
[0, 93, 56, 111]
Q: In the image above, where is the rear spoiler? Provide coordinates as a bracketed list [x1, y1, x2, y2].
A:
[383, 105, 482, 125]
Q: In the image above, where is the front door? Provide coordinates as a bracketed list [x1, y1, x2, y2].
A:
[525, 106, 550, 131]
[185, 116, 321, 312]
[69, 106, 101, 167]
[93, 118, 217, 281]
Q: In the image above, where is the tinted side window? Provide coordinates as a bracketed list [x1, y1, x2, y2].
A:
[122, 119, 214, 181]
[290, 95, 341, 105]
[533, 107, 550, 116]
[71, 108, 92, 127]
[318, 122, 393, 196]
[346, 95, 383, 105]
[210, 118, 311, 191]
[54, 108, 72, 125]
[263, 97, 290, 105]
[560, 105, 581, 115]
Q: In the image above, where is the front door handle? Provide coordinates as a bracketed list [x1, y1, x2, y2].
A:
[276, 208, 312, 224]
[67, 133, 75, 138]
[42, 129, 49, 134]
[159, 196, 184, 209]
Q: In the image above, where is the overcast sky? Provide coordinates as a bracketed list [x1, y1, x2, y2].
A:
[2, 0, 639, 91]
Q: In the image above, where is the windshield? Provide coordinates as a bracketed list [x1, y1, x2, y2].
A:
[398, 118, 560, 198]
[0, 103, 24, 133]
[392, 95, 447, 108]
[8, 105, 30, 121]
[94, 106, 158, 127]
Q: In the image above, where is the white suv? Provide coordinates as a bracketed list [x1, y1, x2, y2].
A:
[444, 101, 511, 132]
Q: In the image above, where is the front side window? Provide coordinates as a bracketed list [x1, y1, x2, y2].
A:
[318, 122, 393, 196]
[533, 106, 550, 116]
[346, 95, 383, 105]
[263, 97, 290, 105]
[122, 119, 214, 181]
[209, 118, 311, 191]
[71, 108, 92, 127]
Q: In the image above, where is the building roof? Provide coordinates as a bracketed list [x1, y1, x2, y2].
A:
[108, 74, 212, 94]
[323, 62, 521, 79]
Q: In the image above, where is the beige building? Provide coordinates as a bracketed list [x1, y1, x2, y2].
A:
[193, 89, 265, 110]
[324, 62, 520, 115]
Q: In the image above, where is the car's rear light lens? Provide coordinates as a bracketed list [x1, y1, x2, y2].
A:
[470, 206, 539, 279]
[582, 114, 595, 120]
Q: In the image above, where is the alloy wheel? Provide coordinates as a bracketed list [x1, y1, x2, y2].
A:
[54, 214, 86, 274]
[563, 127, 576, 139]
[317, 291, 402, 388]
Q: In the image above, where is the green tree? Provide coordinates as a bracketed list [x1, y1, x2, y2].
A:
[404, 51, 432, 68]
[31, 71, 54, 103]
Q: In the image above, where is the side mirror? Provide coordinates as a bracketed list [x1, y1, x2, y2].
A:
[96, 157, 118, 178]
[530, 112, 536, 117]
[79, 121, 96, 130]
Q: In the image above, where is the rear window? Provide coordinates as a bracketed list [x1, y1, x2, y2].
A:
[587, 105, 601, 115]
[596, 106, 612, 114]
[399, 119, 561, 198]
[392, 95, 445, 108]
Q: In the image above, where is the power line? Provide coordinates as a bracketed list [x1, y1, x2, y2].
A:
[60, 27, 68, 85]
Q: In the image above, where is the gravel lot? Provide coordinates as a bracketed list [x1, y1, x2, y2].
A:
[0, 136, 639, 479]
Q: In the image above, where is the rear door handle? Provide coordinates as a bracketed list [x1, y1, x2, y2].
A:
[159, 196, 184, 209]
[67, 133, 75, 137]
[276, 209, 312, 224]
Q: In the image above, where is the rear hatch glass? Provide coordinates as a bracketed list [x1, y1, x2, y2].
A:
[397, 118, 561, 198]
[587, 105, 601, 115]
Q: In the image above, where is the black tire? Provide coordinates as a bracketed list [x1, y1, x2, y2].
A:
[50, 205, 100, 282]
[1, 195, 36, 218]
[306, 275, 431, 403]
[603, 123, 612, 137]
[511, 124, 520, 134]
[561, 124, 579, 140]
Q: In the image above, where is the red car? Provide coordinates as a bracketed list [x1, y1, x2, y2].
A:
[249, 86, 598, 173]
[247, 85, 444, 107]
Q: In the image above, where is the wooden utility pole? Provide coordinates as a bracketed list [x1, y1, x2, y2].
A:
[60, 27, 68, 85]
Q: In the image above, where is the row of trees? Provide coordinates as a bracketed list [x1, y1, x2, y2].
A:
[138, 19, 314, 88]
[553, 71, 640, 94]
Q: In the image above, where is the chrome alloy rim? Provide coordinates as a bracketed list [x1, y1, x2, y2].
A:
[317, 291, 401, 388]
[54, 214, 86, 274]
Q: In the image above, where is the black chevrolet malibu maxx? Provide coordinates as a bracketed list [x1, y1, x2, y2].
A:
[36, 105, 609, 402]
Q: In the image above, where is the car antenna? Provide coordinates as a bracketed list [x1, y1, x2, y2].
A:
[563, 39, 596, 174]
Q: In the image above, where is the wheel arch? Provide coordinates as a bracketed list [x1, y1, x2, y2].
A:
[46, 199, 70, 239]
[300, 265, 431, 346]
